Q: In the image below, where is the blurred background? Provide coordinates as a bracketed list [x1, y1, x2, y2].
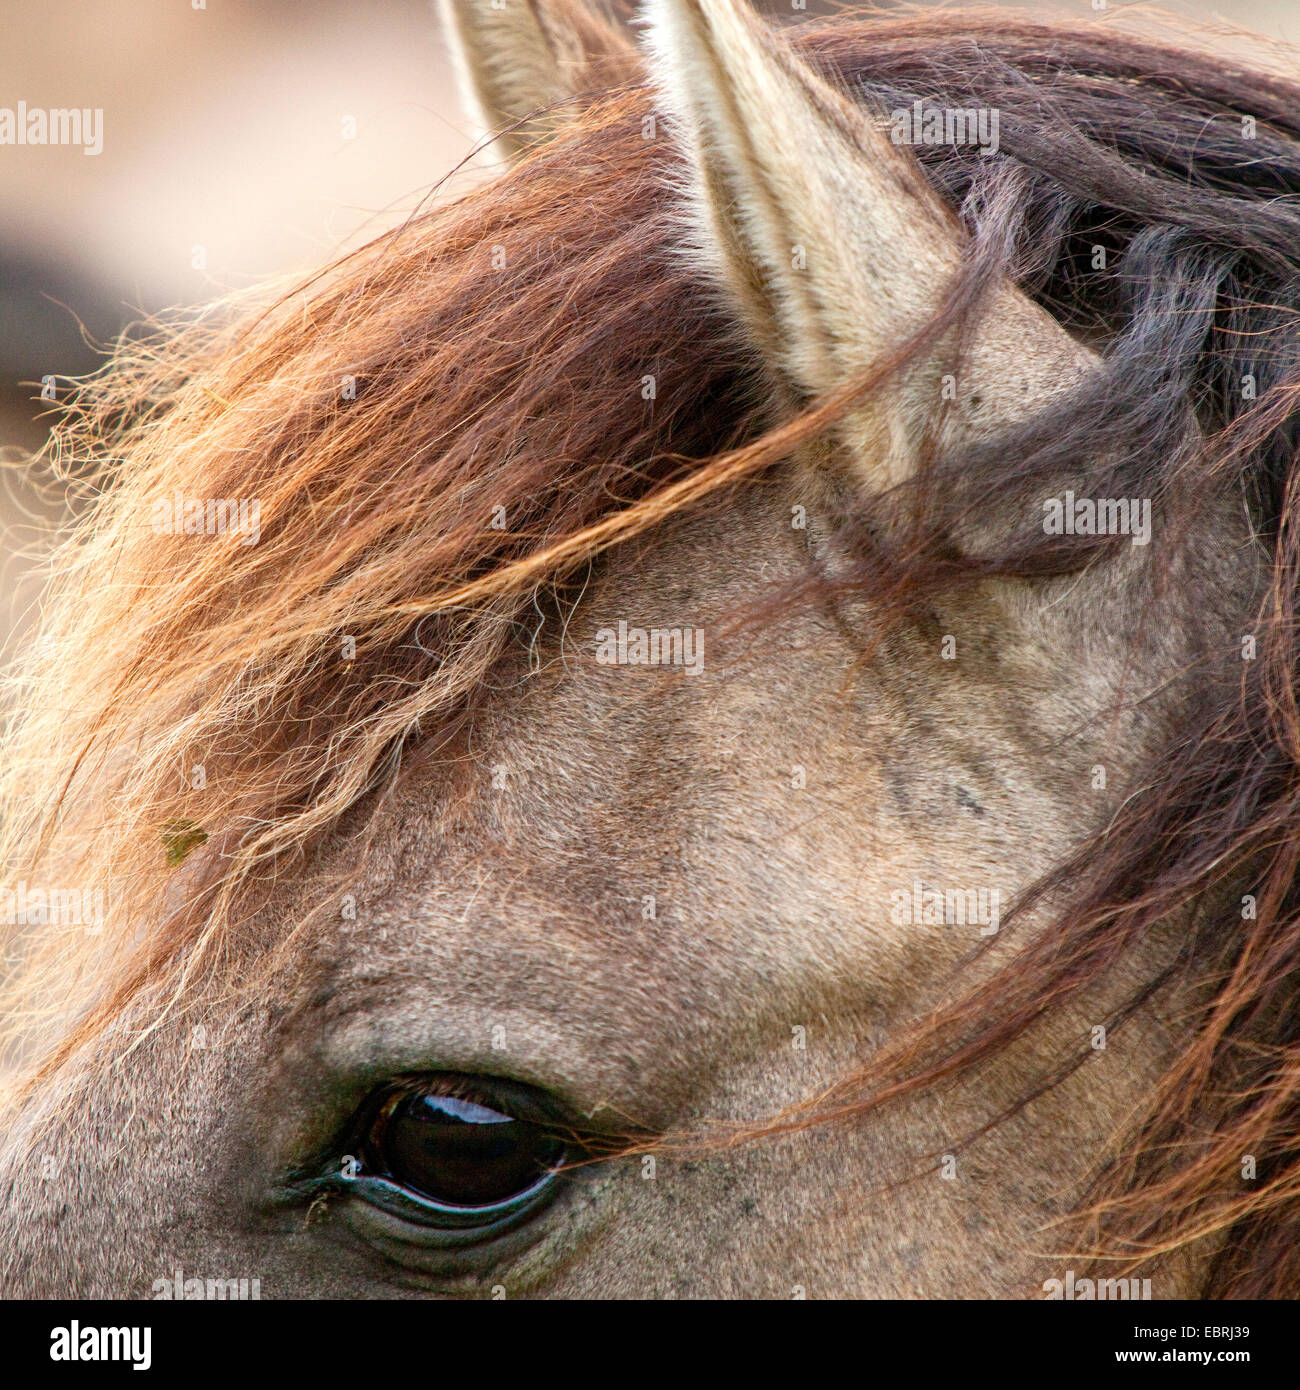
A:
[2, 0, 1297, 648]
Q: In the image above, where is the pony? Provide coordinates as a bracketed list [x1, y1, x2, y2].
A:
[3, 0, 1300, 1298]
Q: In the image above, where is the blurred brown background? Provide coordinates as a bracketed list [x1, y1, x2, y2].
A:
[2, 0, 1297, 650]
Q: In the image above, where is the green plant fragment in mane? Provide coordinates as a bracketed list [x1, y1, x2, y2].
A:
[160, 818, 208, 867]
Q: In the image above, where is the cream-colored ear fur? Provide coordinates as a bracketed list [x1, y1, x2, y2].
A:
[441, 0, 639, 161]
[642, 0, 1096, 486]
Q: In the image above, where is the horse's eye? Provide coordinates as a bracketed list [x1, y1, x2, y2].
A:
[343, 1077, 572, 1237]
[369, 1088, 565, 1207]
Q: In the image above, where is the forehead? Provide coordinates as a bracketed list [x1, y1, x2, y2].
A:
[269, 481, 965, 1124]
[265, 467, 1093, 1150]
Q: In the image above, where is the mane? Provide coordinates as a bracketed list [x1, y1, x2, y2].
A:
[5, 5, 1300, 1297]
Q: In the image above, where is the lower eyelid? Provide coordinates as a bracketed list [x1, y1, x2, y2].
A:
[317, 1176, 584, 1286]
[275, 1161, 569, 1255]
[340, 1170, 562, 1240]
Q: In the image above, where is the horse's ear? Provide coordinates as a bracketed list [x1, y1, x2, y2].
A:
[642, 0, 1095, 484]
[440, 0, 640, 161]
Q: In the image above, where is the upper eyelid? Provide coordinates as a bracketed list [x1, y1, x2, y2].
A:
[258, 994, 664, 1186]
[259, 1038, 565, 1176]
[354, 1072, 600, 1139]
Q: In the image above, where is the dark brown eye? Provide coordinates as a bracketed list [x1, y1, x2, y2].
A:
[364, 1086, 566, 1210]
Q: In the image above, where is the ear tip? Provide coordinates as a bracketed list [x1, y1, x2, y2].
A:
[639, 0, 774, 70]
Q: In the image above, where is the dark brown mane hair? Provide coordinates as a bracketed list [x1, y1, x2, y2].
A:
[4, 5, 1300, 1298]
